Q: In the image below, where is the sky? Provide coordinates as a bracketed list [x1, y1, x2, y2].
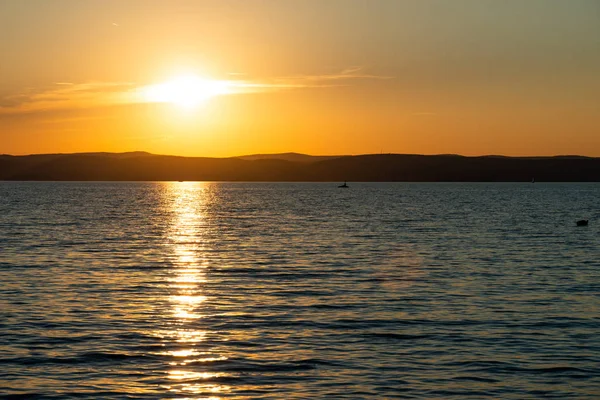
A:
[1, 0, 599, 157]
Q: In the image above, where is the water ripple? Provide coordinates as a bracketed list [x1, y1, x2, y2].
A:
[1, 182, 600, 398]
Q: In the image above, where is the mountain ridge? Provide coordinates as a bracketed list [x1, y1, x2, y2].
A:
[1, 152, 599, 182]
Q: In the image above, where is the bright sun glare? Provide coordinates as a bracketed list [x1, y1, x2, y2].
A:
[142, 74, 232, 109]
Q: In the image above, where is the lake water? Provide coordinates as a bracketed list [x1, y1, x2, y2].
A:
[1, 182, 599, 399]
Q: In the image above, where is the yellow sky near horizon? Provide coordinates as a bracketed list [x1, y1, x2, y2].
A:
[1, 0, 599, 157]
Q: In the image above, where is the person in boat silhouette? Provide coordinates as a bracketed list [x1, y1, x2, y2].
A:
[338, 181, 349, 188]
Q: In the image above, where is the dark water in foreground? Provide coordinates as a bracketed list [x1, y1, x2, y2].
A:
[1, 182, 599, 399]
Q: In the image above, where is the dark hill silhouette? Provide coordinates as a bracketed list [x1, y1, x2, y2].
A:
[236, 152, 340, 163]
[1, 152, 599, 181]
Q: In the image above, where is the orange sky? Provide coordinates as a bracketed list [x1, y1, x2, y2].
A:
[1, 0, 599, 157]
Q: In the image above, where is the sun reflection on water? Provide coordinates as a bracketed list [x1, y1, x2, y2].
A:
[160, 182, 229, 398]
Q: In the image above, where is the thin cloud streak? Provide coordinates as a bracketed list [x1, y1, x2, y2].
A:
[219, 67, 392, 93]
[0, 67, 390, 114]
[0, 82, 135, 114]
[286, 66, 392, 82]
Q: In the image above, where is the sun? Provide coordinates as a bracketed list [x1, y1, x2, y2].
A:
[142, 74, 233, 109]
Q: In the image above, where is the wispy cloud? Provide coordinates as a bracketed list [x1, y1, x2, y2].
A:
[284, 66, 391, 83]
[0, 82, 135, 114]
[0, 67, 390, 114]
[241, 66, 391, 91]
[209, 67, 392, 98]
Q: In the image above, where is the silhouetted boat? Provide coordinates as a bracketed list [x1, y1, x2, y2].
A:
[576, 220, 588, 226]
[531, 178, 535, 183]
[338, 181, 349, 188]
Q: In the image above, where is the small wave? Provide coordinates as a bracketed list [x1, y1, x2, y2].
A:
[0, 263, 47, 269]
[455, 360, 596, 377]
[28, 334, 105, 345]
[451, 375, 500, 383]
[0, 394, 54, 400]
[0, 391, 140, 399]
[528, 366, 594, 375]
[221, 339, 264, 348]
[114, 265, 171, 270]
[307, 303, 359, 309]
[78, 351, 153, 362]
[220, 358, 334, 373]
[450, 360, 517, 372]
[364, 332, 429, 341]
[2, 351, 156, 366]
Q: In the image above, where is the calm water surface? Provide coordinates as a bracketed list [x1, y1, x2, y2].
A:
[1, 182, 599, 399]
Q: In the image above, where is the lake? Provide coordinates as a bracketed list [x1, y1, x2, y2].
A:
[1, 182, 599, 399]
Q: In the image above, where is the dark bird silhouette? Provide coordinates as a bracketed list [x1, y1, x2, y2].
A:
[576, 220, 588, 226]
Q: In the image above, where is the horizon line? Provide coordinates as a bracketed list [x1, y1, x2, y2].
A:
[1, 151, 597, 159]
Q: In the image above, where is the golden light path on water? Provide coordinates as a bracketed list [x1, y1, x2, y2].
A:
[159, 182, 229, 399]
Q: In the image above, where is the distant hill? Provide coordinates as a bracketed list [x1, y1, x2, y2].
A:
[236, 152, 340, 163]
[1, 152, 600, 181]
[0, 151, 153, 159]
